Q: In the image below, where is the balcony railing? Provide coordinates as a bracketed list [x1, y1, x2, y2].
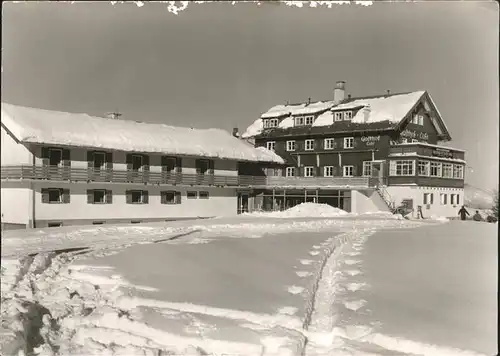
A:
[1, 165, 379, 189]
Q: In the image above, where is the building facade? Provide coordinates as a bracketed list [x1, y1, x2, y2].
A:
[240, 81, 466, 218]
[0, 103, 282, 230]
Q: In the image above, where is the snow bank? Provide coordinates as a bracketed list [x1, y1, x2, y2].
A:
[244, 203, 350, 218]
[1, 102, 284, 164]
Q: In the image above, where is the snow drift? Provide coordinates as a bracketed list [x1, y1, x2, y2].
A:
[244, 203, 350, 218]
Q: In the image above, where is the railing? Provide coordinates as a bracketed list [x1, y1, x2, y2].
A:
[1, 165, 381, 189]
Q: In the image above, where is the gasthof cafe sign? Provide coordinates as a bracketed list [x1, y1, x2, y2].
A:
[400, 129, 429, 141]
[360, 135, 381, 146]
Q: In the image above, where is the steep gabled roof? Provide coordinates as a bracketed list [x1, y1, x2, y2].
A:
[243, 91, 429, 138]
[1, 102, 284, 164]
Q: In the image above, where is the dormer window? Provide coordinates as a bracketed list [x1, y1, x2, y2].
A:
[295, 116, 304, 126]
[334, 112, 343, 121]
[344, 111, 352, 120]
[305, 115, 314, 125]
[263, 118, 279, 128]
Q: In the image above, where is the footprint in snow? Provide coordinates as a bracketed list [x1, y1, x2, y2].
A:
[344, 251, 361, 257]
[287, 285, 305, 295]
[344, 299, 367, 311]
[309, 251, 320, 256]
[300, 259, 314, 265]
[345, 282, 367, 292]
[344, 259, 361, 265]
[296, 271, 312, 278]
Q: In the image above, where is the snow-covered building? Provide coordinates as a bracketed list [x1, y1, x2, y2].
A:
[240, 81, 466, 218]
[0, 102, 284, 229]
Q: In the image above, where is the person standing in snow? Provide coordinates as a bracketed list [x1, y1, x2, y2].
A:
[458, 206, 470, 221]
[472, 210, 483, 222]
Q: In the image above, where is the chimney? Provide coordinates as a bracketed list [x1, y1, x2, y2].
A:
[386, 89, 391, 95]
[334, 81, 346, 104]
[363, 104, 371, 123]
[307, 97, 311, 105]
[106, 112, 122, 120]
[347, 94, 352, 99]
[232, 127, 240, 138]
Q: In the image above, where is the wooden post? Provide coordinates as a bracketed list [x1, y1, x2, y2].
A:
[272, 188, 276, 211]
[316, 189, 319, 203]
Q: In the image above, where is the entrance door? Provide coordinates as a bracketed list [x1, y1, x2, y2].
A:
[371, 161, 385, 186]
[237, 193, 249, 214]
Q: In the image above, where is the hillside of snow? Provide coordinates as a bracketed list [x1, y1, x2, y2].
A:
[464, 184, 495, 209]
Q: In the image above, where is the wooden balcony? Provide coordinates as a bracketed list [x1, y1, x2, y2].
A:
[0, 165, 379, 189]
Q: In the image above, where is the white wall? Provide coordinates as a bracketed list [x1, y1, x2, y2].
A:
[386, 185, 464, 218]
[33, 182, 238, 221]
[1, 125, 33, 165]
[1, 186, 31, 225]
[351, 189, 391, 214]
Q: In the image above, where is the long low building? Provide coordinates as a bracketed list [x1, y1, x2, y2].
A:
[1, 102, 284, 229]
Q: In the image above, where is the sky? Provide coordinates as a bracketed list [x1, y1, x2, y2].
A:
[2, 1, 498, 190]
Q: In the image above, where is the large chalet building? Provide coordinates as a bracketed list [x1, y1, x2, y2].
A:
[0, 102, 283, 230]
[239, 81, 466, 218]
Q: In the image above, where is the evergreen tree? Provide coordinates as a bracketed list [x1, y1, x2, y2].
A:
[493, 190, 499, 219]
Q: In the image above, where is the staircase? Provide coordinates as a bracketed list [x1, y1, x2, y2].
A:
[375, 184, 397, 213]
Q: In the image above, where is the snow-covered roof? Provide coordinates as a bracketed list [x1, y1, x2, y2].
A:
[1, 102, 284, 164]
[243, 91, 427, 138]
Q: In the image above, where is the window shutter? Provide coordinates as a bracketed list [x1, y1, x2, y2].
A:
[160, 191, 166, 204]
[176, 157, 182, 173]
[389, 161, 396, 176]
[352, 138, 358, 148]
[62, 189, 70, 204]
[126, 154, 133, 171]
[62, 149, 71, 166]
[87, 151, 94, 168]
[42, 147, 50, 166]
[143, 155, 150, 171]
[143, 190, 149, 204]
[106, 190, 113, 204]
[87, 190, 94, 204]
[41, 189, 49, 203]
[352, 165, 358, 176]
[126, 190, 132, 204]
[161, 156, 168, 172]
[332, 166, 338, 177]
[105, 152, 113, 169]
[316, 166, 321, 177]
[208, 160, 215, 175]
[175, 191, 182, 204]
[299, 166, 304, 177]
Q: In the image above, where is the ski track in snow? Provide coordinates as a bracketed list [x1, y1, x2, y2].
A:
[1, 215, 443, 355]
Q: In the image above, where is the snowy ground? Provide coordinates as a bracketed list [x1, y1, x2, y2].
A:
[1, 204, 495, 355]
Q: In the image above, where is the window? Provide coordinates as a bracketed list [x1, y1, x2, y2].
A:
[423, 193, 434, 205]
[389, 160, 415, 176]
[440, 193, 447, 205]
[162, 156, 180, 173]
[430, 162, 442, 177]
[304, 166, 315, 177]
[263, 120, 270, 129]
[286, 140, 296, 151]
[343, 165, 354, 177]
[49, 148, 63, 166]
[266, 141, 276, 151]
[344, 111, 352, 120]
[453, 165, 464, 179]
[442, 163, 453, 178]
[362, 161, 372, 177]
[126, 190, 148, 204]
[187, 191, 198, 199]
[42, 188, 70, 204]
[334, 112, 343, 121]
[196, 159, 214, 175]
[269, 119, 278, 128]
[343, 137, 354, 149]
[401, 138, 408, 144]
[199, 191, 209, 199]
[411, 114, 424, 125]
[295, 117, 304, 126]
[411, 139, 419, 143]
[305, 139, 315, 151]
[456, 194, 460, 205]
[93, 152, 106, 169]
[47, 222, 62, 228]
[131, 220, 142, 224]
[286, 167, 296, 177]
[450, 194, 456, 205]
[324, 166, 334, 177]
[87, 189, 112, 204]
[305, 116, 314, 125]
[131, 155, 143, 171]
[161, 191, 181, 204]
[93, 221, 105, 225]
[324, 138, 335, 150]
[418, 161, 430, 176]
